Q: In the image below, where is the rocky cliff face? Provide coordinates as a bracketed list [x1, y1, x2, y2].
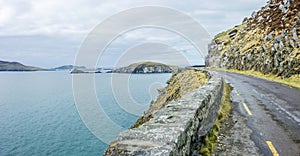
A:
[206, 0, 300, 78]
[112, 62, 174, 74]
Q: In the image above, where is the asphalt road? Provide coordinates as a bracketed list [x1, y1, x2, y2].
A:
[215, 71, 300, 156]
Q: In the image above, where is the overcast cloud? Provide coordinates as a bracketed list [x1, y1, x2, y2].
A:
[0, 0, 268, 68]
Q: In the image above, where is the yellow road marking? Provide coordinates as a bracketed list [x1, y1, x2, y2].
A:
[266, 141, 279, 156]
[243, 103, 252, 115]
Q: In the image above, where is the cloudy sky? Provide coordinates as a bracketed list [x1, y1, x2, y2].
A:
[0, 0, 268, 68]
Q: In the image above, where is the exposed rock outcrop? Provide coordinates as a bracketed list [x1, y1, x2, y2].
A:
[206, 0, 300, 78]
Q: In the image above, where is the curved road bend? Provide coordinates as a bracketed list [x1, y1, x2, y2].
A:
[214, 70, 300, 155]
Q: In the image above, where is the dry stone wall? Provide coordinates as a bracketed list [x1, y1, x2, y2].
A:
[104, 71, 223, 156]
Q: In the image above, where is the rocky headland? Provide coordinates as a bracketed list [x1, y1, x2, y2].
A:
[0, 60, 45, 71]
[112, 62, 178, 74]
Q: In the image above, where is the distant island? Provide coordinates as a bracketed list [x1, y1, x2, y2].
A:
[0, 60, 45, 71]
[112, 62, 180, 74]
[52, 65, 87, 71]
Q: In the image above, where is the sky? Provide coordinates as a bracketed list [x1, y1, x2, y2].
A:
[0, 0, 268, 68]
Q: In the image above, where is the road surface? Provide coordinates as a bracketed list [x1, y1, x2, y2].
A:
[215, 70, 300, 156]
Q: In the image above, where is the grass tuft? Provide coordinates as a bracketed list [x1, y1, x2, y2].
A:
[215, 68, 300, 89]
[199, 82, 232, 155]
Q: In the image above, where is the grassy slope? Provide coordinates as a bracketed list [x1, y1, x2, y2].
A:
[214, 68, 300, 89]
[214, 24, 247, 55]
[131, 69, 208, 128]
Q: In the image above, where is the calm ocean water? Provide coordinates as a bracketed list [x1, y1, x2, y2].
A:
[0, 72, 171, 155]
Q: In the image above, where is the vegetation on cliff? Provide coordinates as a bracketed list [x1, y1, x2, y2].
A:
[206, 0, 300, 78]
[131, 69, 208, 128]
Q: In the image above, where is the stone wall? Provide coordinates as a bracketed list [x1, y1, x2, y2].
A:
[104, 71, 224, 156]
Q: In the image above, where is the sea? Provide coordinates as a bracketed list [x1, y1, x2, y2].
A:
[0, 71, 171, 155]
